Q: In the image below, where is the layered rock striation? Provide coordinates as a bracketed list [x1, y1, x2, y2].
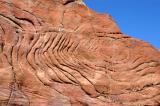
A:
[0, 0, 160, 105]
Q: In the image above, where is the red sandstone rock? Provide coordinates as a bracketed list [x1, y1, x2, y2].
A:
[0, 0, 160, 106]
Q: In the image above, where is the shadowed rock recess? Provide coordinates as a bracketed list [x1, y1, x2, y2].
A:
[0, 0, 160, 106]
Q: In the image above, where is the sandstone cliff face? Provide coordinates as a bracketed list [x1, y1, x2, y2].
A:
[0, 0, 160, 106]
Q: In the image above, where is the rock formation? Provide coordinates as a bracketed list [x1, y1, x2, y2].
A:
[0, 0, 160, 106]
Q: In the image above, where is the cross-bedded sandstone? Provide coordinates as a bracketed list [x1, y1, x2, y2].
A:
[0, 0, 160, 106]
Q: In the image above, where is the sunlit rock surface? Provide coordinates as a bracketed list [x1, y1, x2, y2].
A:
[0, 0, 160, 105]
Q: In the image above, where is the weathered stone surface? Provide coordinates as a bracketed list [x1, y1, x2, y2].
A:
[0, 0, 160, 106]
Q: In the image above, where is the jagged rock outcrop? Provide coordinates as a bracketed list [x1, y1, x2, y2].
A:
[0, 0, 160, 106]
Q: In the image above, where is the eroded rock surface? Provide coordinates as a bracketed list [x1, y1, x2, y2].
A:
[0, 0, 160, 106]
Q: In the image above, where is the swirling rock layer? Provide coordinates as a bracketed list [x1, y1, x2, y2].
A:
[0, 0, 160, 106]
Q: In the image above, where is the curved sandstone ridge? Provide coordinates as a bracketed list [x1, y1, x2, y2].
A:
[0, 0, 160, 106]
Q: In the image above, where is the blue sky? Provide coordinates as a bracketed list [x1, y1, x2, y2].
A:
[84, 0, 160, 49]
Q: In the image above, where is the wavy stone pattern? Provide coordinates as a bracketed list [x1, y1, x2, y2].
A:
[0, 0, 160, 106]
